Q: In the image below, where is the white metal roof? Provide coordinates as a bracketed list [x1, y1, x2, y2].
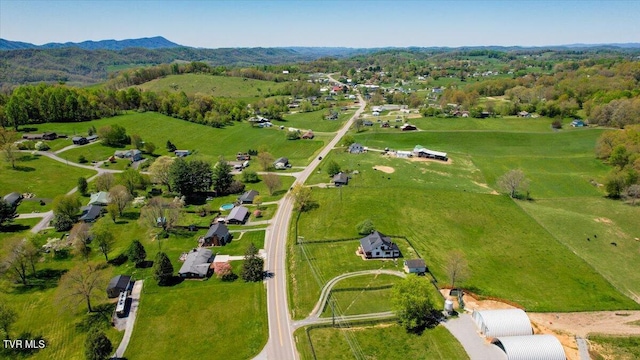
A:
[472, 309, 532, 337]
[492, 335, 566, 360]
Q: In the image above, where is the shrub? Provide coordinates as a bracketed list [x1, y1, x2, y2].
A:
[78, 155, 88, 164]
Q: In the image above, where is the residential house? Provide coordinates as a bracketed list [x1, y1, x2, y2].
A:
[362, 120, 374, 127]
[381, 121, 390, 128]
[175, 150, 190, 157]
[332, 172, 349, 186]
[302, 131, 315, 139]
[79, 204, 103, 223]
[179, 248, 214, 278]
[72, 136, 88, 145]
[201, 223, 232, 247]
[88, 192, 110, 206]
[571, 119, 586, 127]
[238, 190, 259, 204]
[114, 149, 142, 162]
[42, 132, 57, 140]
[404, 259, 427, 274]
[3, 192, 23, 208]
[349, 143, 365, 154]
[274, 157, 289, 170]
[226, 206, 249, 224]
[236, 153, 251, 161]
[358, 231, 400, 259]
[106, 275, 131, 298]
[86, 135, 99, 142]
[517, 111, 531, 118]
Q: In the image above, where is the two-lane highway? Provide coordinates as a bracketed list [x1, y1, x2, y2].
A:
[259, 82, 366, 359]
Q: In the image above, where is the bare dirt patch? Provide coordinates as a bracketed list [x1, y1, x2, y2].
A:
[472, 181, 500, 195]
[594, 217, 614, 224]
[407, 157, 452, 165]
[373, 165, 395, 174]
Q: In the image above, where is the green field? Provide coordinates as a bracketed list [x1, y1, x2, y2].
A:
[0, 154, 97, 213]
[295, 324, 469, 360]
[133, 74, 288, 100]
[32, 112, 327, 166]
[402, 116, 588, 133]
[125, 277, 267, 360]
[282, 109, 353, 132]
[320, 274, 401, 317]
[290, 125, 639, 319]
[589, 335, 640, 360]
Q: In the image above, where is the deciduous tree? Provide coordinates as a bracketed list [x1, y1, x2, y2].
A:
[0, 302, 17, 340]
[0, 128, 20, 169]
[140, 197, 181, 234]
[356, 219, 374, 235]
[326, 160, 341, 177]
[257, 152, 274, 171]
[391, 275, 436, 332]
[94, 173, 115, 192]
[56, 262, 108, 313]
[291, 183, 313, 212]
[445, 250, 470, 289]
[109, 185, 132, 216]
[70, 223, 92, 260]
[91, 220, 114, 262]
[148, 155, 174, 192]
[77, 177, 88, 196]
[127, 240, 146, 267]
[497, 169, 530, 199]
[0, 199, 17, 227]
[263, 173, 281, 196]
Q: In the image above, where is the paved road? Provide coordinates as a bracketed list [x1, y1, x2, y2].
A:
[257, 85, 366, 360]
[440, 313, 507, 360]
[113, 280, 144, 359]
[576, 336, 590, 360]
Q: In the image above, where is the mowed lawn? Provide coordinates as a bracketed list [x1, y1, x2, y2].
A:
[320, 274, 402, 317]
[0, 154, 97, 213]
[295, 324, 468, 360]
[125, 278, 267, 360]
[34, 112, 327, 165]
[282, 109, 352, 133]
[401, 116, 587, 133]
[133, 74, 288, 99]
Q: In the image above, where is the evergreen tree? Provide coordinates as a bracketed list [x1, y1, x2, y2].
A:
[127, 240, 147, 267]
[84, 328, 112, 360]
[0, 199, 17, 227]
[77, 177, 88, 196]
[212, 159, 233, 195]
[153, 252, 174, 286]
[241, 243, 264, 282]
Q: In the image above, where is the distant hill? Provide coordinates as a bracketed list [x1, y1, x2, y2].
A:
[0, 36, 181, 51]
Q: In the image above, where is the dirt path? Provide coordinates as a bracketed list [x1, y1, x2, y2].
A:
[373, 165, 395, 173]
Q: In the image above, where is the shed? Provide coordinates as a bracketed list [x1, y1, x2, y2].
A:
[238, 190, 259, 204]
[175, 150, 190, 157]
[3, 192, 23, 208]
[472, 309, 533, 338]
[492, 335, 566, 360]
[332, 172, 349, 186]
[274, 157, 289, 169]
[106, 275, 131, 298]
[404, 259, 427, 274]
[179, 248, 213, 278]
[130, 149, 142, 161]
[72, 136, 88, 145]
[202, 223, 231, 246]
[226, 206, 249, 224]
[349, 143, 364, 154]
[396, 150, 412, 158]
[42, 132, 57, 140]
[86, 135, 99, 142]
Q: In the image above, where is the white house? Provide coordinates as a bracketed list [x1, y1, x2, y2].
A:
[358, 231, 400, 259]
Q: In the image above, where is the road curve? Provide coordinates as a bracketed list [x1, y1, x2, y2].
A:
[257, 84, 366, 360]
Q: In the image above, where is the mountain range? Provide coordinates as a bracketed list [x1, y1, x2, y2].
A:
[0, 36, 181, 51]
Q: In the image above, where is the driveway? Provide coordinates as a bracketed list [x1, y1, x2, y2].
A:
[440, 313, 506, 360]
[113, 280, 144, 359]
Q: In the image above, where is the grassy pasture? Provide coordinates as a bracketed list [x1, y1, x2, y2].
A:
[589, 335, 640, 360]
[282, 109, 352, 132]
[295, 323, 468, 360]
[519, 198, 640, 303]
[0, 154, 97, 213]
[405, 116, 584, 133]
[132, 74, 288, 100]
[33, 112, 327, 166]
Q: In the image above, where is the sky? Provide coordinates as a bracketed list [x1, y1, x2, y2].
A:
[1, 0, 639, 48]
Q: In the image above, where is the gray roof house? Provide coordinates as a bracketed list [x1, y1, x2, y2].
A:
[106, 275, 131, 298]
[72, 136, 88, 145]
[274, 157, 289, 169]
[79, 204, 103, 223]
[349, 143, 364, 154]
[404, 259, 427, 274]
[3, 192, 23, 208]
[201, 223, 232, 247]
[359, 231, 400, 259]
[332, 172, 349, 186]
[179, 248, 213, 278]
[238, 190, 259, 204]
[88, 192, 110, 206]
[226, 206, 249, 224]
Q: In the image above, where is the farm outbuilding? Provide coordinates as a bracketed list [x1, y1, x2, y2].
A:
[472, 309, 533, 338]
[106, 275, 131, 298]
[492, 335, 566, 360]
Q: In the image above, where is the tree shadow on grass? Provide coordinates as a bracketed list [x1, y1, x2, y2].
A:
[115, 220, 129, 225]
[159, 276, 184, 287]
[18, 154, 39, 162]
[11, 269, 67, 294]
[135, 260, 154, 269]
[120, 211, 139, 221]
[108, 253, 128, 266]
[75, 303, 116, 332]
[13, 165, 36, 172]
[271, 189, 287, 197]
[0, 223, 31, 233]
[405, 310, 446, 335]
[0, 332, 46, 358]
